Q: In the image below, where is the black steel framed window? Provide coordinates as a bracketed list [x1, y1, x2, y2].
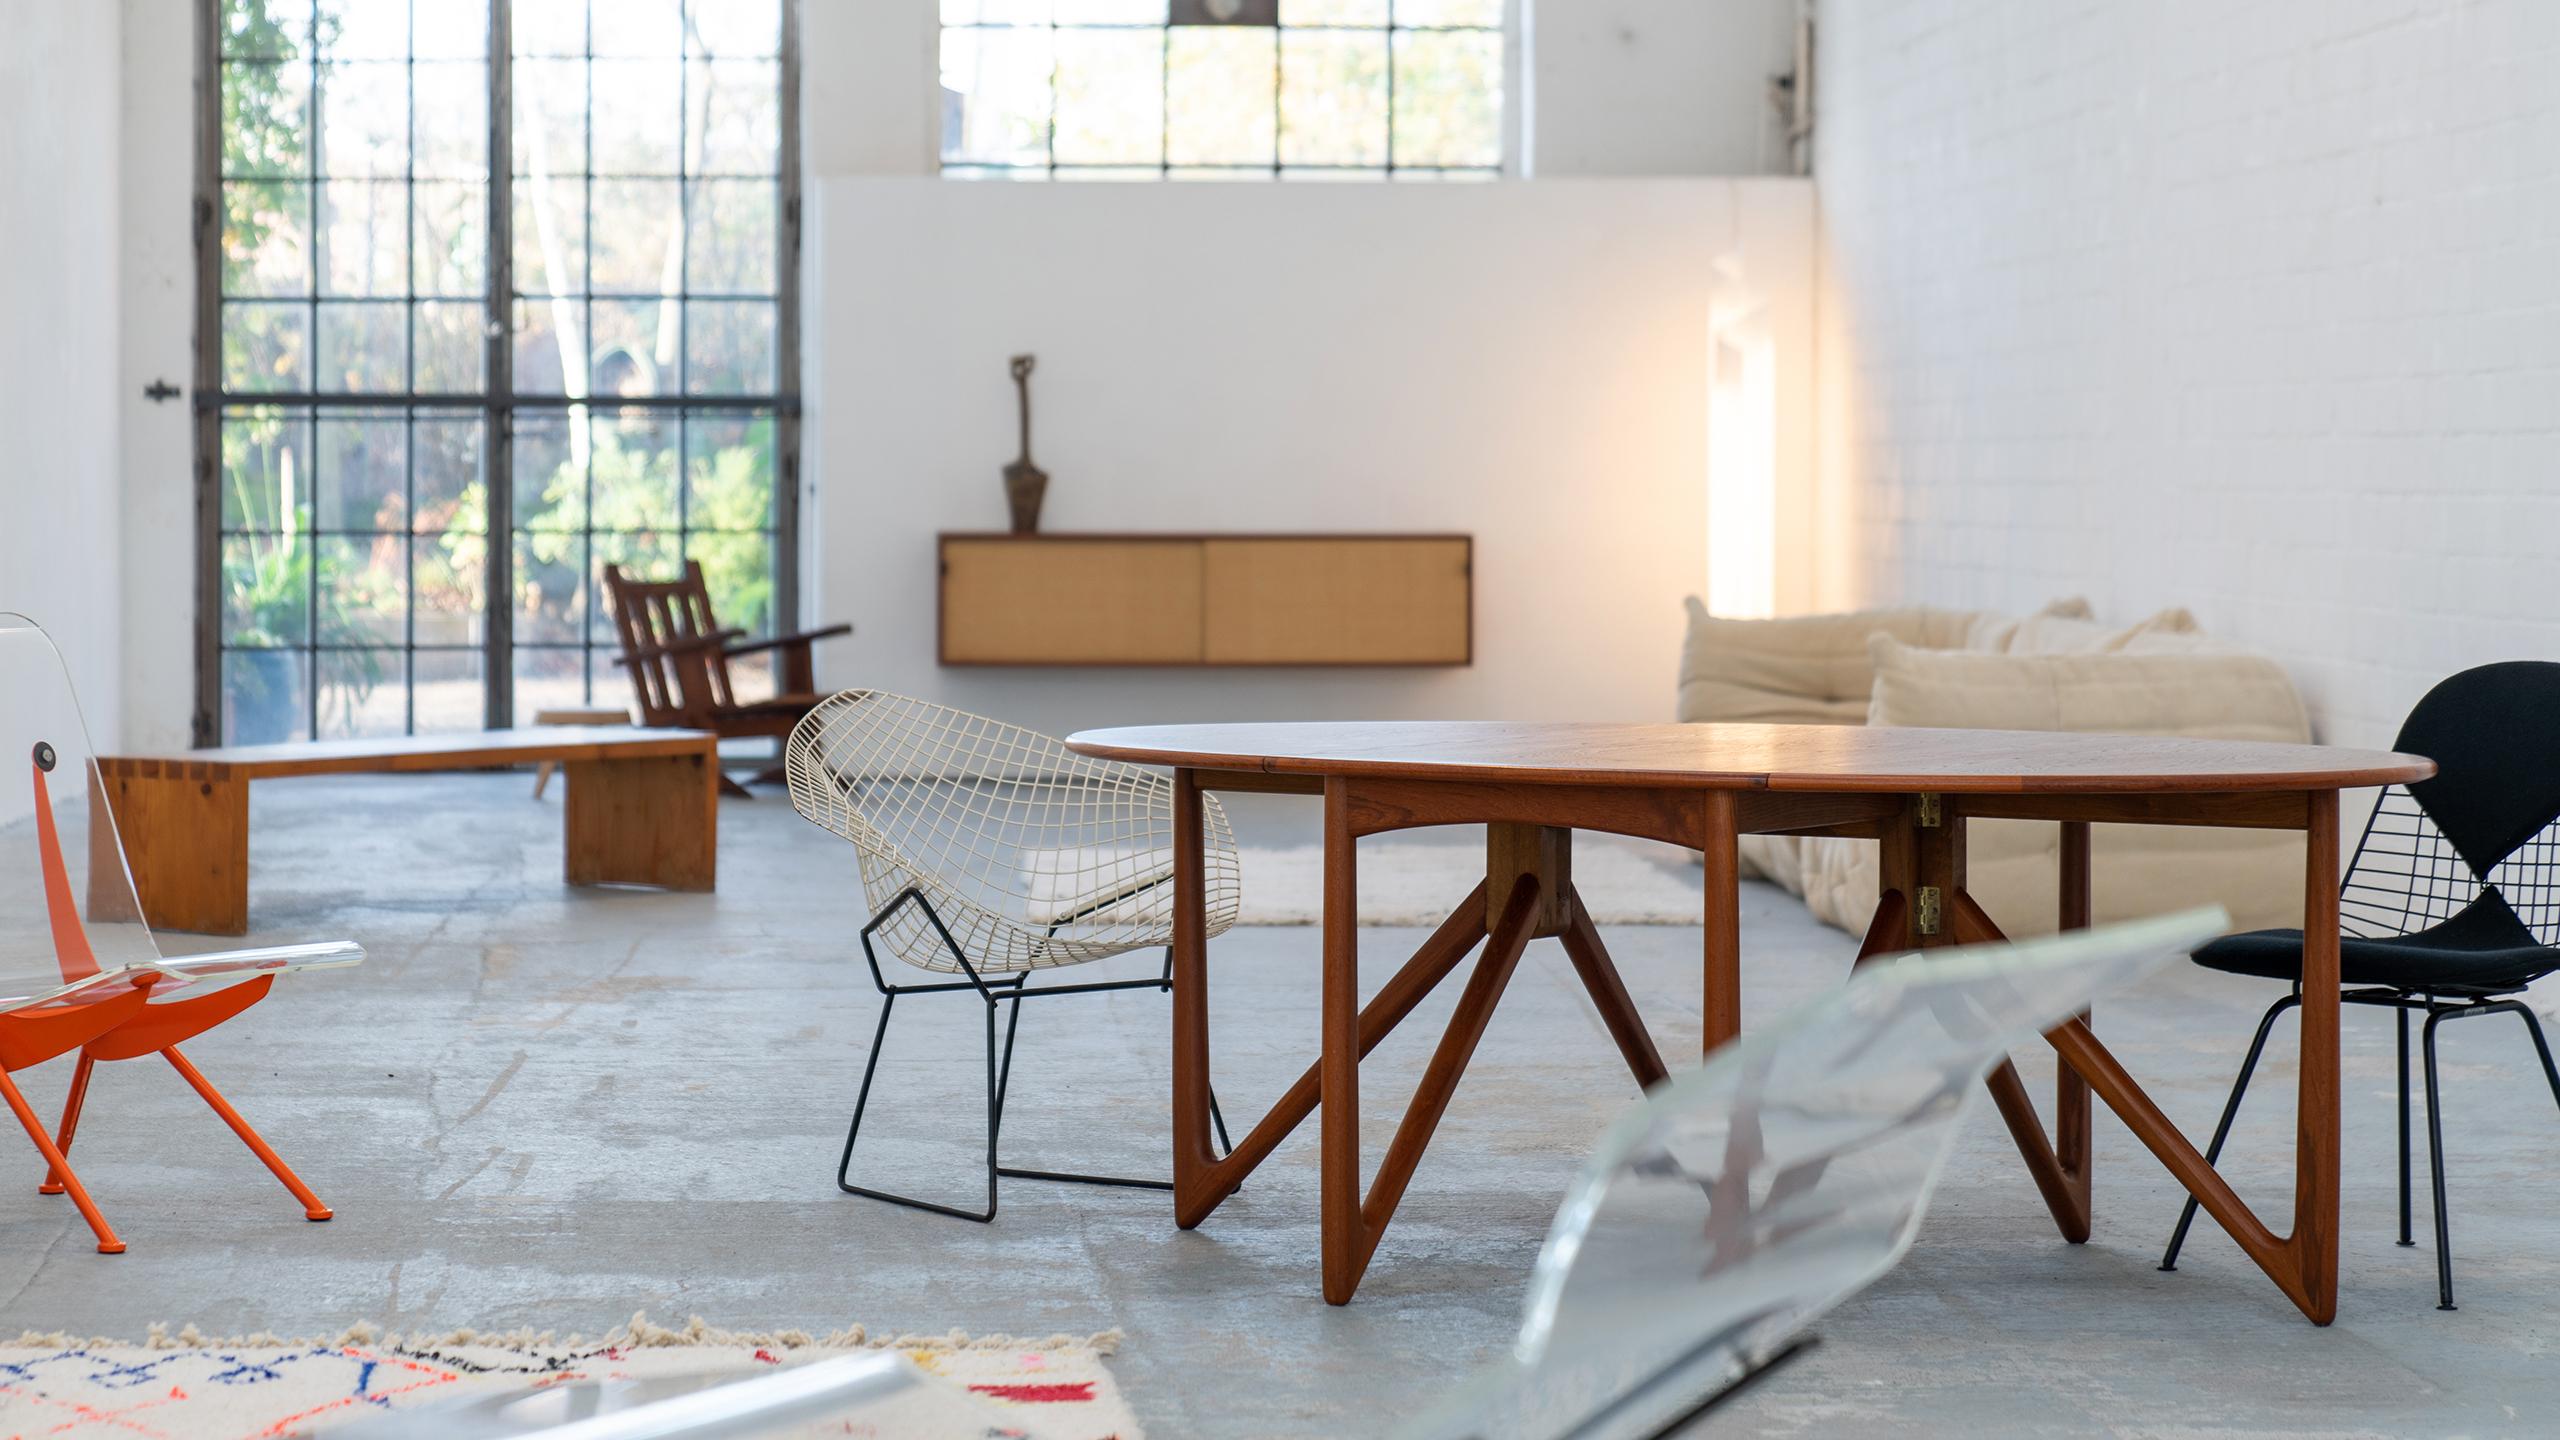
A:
[195, 0, 799, 745]
[939, 1, 1507, 180]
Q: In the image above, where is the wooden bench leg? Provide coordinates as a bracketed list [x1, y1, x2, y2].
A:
[563, 752, 718, 891]
[94, 766, 250, 937]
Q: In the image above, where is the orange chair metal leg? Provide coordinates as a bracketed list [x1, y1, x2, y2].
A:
[35, 1052, 93, 1195]
[161, 1046, 332, 1221]
[0, 1069, 123, 1253]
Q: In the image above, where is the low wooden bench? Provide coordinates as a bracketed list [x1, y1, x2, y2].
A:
[95, 726, 720, 936]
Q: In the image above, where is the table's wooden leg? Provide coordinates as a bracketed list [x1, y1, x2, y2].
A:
[1171, 769, 1219, 1222]
[562, 750, 717, 890]
[1319, 777, 1366, 1303]
[1558, 889, 1669, 1091]
[2037, 788, 2344, 1324]
[1699, 790, 1741, 1052]
[2054, 821, 2096, 1235]
[93, 763, 249, 936]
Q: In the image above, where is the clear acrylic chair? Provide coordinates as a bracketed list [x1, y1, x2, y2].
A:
[786, 690, 1242, 1221]
[324, 1350, 1009, 1439]
[1399, 907, 2229, 1440]
[0, 613, 362, 1253]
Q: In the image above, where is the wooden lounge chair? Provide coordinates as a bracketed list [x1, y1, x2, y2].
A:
[602, 560, 851, 796]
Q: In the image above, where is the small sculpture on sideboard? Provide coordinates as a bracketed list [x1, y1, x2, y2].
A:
[1003, 354, 1048, 535]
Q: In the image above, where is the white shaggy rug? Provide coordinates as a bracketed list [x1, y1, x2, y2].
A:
[1234, 837, 1704, 926]
[0, 1315, 1137, 1439]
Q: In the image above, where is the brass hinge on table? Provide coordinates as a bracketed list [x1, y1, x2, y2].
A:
[1916, 793, 1942, 827]
[1916, 885, 1943, 936]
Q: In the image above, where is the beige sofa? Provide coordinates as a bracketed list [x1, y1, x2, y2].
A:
[1677, 596, 2309, 938]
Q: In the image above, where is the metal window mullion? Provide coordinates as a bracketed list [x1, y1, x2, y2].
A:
[486, 0, 516, 727]
[776, 0, 802, 638]
[404, 22, 419, 735]
[193, 0, 226, 745]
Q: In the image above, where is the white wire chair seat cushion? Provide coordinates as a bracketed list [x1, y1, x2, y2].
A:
[786, 691, 1242, 976]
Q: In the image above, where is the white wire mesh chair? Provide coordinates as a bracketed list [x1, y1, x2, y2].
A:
[0, 613, 363, 1253]
[1399, 908, 2226, 1440]
[786, 690, 1242, 1221]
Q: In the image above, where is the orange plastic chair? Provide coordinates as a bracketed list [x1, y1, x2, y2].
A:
[0, 613, 363, 1253]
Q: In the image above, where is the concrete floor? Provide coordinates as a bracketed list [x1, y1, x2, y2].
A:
[4, 774, 2558, 1437]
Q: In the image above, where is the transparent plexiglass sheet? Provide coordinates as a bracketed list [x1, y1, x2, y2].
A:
[0, 615, 162, 1005]
[321, 1351, 1008, 1439]
[1401, 907, 2231, 1440]
[0, 614, 365, 1011]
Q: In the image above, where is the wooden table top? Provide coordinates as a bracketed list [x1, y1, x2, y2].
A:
[1066, 721, 2435, 794]
[103, 726, 720, 781]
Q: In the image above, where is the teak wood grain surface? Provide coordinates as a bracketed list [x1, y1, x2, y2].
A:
[98, 726, 719, 936]
[1069, 719, 2434, 1317]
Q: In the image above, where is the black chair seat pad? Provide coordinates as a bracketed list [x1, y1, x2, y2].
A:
[2194, 890, 2558, 996]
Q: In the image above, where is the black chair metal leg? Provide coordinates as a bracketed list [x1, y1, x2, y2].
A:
[2398, 1005, 2416, 1247]
[2162, 992, 2299, 1272]
[837, 988, 1017, 1223]
[2420, 1010, 2456, 1311]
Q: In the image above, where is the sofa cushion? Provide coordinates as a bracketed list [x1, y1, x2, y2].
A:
[1966, 604, 2208, 656]
[1785, 637, 2312, 939]
[1674, 598, 1985, 727]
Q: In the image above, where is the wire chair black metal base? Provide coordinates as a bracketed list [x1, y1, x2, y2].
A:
[2160, 985, 2560, 1310]
[838, 887, 1234, 1223]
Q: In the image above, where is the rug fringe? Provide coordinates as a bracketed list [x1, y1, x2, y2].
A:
[7, 1313, 1122, 1357]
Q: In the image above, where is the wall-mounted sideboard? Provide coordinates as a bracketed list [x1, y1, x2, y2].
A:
[938, 533, 1472, 667]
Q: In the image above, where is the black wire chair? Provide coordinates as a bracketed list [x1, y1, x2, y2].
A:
[2159, 662, 2560, 1309]
[785, 691, 1242, 1223]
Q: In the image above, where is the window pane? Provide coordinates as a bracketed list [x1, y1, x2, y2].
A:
[513, 295, 587, 396]
[222, 0, 315, 59]
[942, 0, 1051, 23]
[1393, 0, 1502, 25]
[685, 532, 774, 633]
[316, 61, 410, 175]
[513, 408, 586, 531]
[410, 648, 486, 730]
[1057, 0, 1168, 18]
[684, 301, 776, 395]
[514, 59, 590, 175]
[314, 0, 407, 60]
[1392, 27, 1501, 167]
[592, 413, 680, 530]
[513, 645, 591, 715]
[315, 412, 405, 530]
[223, 179, 312, 297]
[1282, 0, 1387, 22]
[688, 0, 782, 58]
[685, 412, 775, 529]
[413, 180, 487, 295]
[512, 0, 587, 57]
[320, 179, 406, 295]
[221, 408, 312, 530]
[415, 300, 487, 391]
[688, 59, 781, 176]
[1280, 28, 1386, 166]
[513, 174, 587, 295]
[317, 647, 403, 739]
[593, 59, 683, 174]
[941, 26, 1054, 166]
[590, 531, 680, 639]
[515, 534, 587, 641]
[413, 61, 491, 180]
[223, 649, 313, 745]
[316, 300, 408, 391]
[415, 537, 488, 643]
[414, 0, 489, 60]
[590, 178, 682, 291]
[414, 413, 486, 533]
[1167, 27, 1276, 166]
[222, 61, 312, 177]
[319, 534, 406, 644]
[1055, 29, 1164, 167]
[223, 535, 312, 647]
[593, 0, 682, 56]
[591, 299, 677, 397]
[686, 178, 776, 292]
[224, 302, 312, 391]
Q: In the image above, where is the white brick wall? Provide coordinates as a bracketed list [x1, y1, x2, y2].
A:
[1812, 0, 2560, 749]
